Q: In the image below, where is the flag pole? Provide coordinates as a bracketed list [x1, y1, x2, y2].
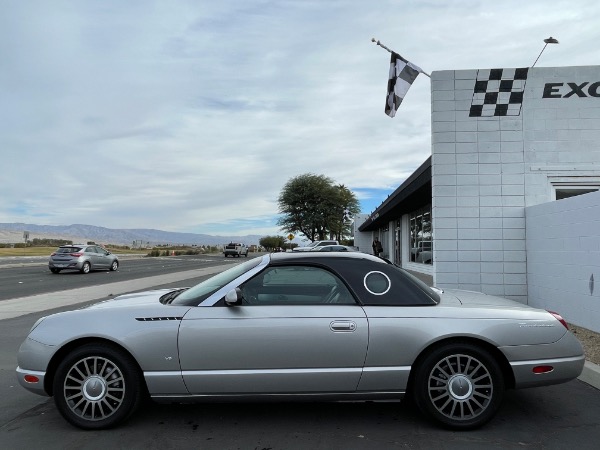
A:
[371, 38, 431, 78]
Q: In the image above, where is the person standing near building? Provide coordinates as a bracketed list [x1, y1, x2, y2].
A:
[372, 237, 383, 257]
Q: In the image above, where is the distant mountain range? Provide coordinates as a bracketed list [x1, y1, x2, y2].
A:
[0, 223, 264, 247]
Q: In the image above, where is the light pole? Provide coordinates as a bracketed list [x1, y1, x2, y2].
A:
[532, 37, 559, 68]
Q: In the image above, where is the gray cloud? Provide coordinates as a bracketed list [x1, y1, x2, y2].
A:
[1, 0, 599, 235]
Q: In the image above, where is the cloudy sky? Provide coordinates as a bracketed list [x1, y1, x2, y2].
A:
[2, 0, 598, 237]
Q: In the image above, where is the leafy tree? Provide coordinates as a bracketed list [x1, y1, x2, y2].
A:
[328, 184, 360, 241]
[277, 174, 360, 241]
[259, 235, 285, 250]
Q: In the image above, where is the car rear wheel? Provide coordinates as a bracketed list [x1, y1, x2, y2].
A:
[110, 260, 119, 271]
[80, 262, 91, 274]
[53, 344, 143, 430]
[413, 343, 504, 430]
[50, 268, 61, 274]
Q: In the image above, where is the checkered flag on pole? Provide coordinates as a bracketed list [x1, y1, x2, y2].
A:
[385, 52, 423, 118]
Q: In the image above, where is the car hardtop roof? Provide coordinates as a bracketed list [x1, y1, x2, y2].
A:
[269, 251, 383, 263]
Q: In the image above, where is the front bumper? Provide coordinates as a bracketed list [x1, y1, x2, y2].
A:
[16, 336, 56, 396]
[16, 367, 49, 396]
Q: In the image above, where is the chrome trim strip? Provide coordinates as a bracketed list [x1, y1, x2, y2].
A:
[362, 366, 411, 372]
[16, 367, 46, 378]
[143, 367, 410, 377]
[144, 371, 182, 377]
[509, 355, 585, 367]
[180, 367, 363, 376]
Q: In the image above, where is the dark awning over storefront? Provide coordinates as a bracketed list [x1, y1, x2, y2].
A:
[359, 157, 431, 232]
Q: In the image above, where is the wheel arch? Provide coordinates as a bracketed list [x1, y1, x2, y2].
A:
[44, 337, 147, 396]
[406, 336, 515, 394]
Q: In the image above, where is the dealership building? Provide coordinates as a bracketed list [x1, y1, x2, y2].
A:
[354, 64, 600, 332]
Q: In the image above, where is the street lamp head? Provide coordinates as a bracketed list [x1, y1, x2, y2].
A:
[532, 37, 560, 67]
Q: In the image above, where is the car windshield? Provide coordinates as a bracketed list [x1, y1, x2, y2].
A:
[171, 257, 262, 305]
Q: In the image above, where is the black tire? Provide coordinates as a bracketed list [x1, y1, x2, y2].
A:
[52, 343, 143, 430]
[110, 260, 119, 271]
[412, 342, 504, 430]
[80, 262, 91, 274]
[50, 268, 61, 274]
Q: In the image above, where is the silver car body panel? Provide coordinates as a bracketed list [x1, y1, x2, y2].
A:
[179, 304, 368, 394]
[16, 253, 585, 403]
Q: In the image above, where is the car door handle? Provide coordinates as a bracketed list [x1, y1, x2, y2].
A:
[330, 321, 357, 332]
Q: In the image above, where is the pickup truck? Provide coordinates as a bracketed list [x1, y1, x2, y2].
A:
[223, 242, 249, 257]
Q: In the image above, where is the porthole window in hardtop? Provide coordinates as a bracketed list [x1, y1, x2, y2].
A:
[240, 265, 356, 305]
[364, 271, 391, 295]
[327, 259, 438, 306]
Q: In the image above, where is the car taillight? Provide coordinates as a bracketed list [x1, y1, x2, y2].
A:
[70, 253, 84, 257]
[548, 310, 569, 330]
[532, 365, 554, 374]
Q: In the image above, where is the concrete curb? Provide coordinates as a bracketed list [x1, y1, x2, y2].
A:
[578, 361, 600, 390]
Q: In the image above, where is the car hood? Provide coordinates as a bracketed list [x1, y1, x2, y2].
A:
[83, 288, 183, 310]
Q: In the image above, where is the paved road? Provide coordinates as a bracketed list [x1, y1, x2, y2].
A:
[1, 257, 600, 449]
[0, 254, 254, 301]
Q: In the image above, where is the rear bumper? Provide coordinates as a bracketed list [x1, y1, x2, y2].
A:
[49, 260, 83, 270]
[510, 355, 585, 388]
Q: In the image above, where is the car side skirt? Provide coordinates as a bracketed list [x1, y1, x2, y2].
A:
[150, 391, 405, 404]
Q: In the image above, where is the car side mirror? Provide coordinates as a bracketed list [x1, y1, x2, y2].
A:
[224, 288, 243, 306]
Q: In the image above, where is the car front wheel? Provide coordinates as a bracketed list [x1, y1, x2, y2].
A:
[413, 342, 504, 430]
[52, 343, 143, 430]
[110, 260, 119, 271]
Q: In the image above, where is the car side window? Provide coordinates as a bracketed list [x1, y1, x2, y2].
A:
[240, 266, 356, 305]
[85, 246, 96, 253]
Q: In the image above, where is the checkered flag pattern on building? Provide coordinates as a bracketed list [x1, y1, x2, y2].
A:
[469, 68, 529, 117]
[385, 52, 423, 118]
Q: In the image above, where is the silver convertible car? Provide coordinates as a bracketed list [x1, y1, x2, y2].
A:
[16, 252, 584, 430]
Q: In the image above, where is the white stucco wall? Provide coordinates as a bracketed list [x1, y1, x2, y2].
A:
[352, 214, 372, 254]
[526, 191, 600, 332]
[431, 65, 600, 303]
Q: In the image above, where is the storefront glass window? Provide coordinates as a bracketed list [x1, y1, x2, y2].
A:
[409, 205, 432, 265]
